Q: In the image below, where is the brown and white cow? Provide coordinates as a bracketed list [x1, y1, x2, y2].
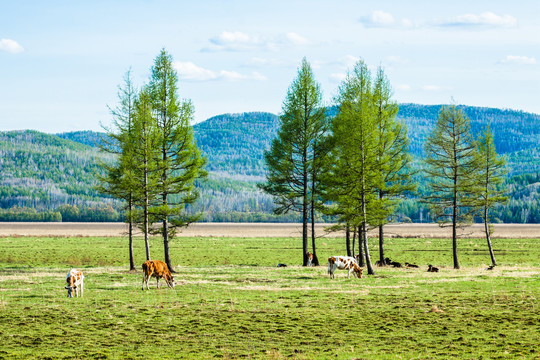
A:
[65, 269, 84, 298]
[306, 252, 314, 267]
[328, 256, 363, 279]
[142, 260, 175, 290]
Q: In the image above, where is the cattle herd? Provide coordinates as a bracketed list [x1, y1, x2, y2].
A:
[64, 254, 442, 297]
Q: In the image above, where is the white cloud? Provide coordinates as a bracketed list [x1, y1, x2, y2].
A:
[360, 11, 414, 29]
[285, 32, 309, 45]
[500, 55, 537, 65]
[173, 61, 267, 82]
[203, 31, 310, 52]
[174, 61, 217, 81]
[203, 31, 266, 52]
[0, 38, 24, 54]
[440, 12, 517, 28]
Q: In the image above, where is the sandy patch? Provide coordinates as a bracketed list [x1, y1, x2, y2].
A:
[1, 222, 540, 238]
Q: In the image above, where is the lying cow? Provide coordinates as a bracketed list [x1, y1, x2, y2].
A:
[328, 256, 363, 279]
[405, 262, 419, 268]
[65, 269, 84, 298]
[306, 252, 314, 267]
[427, 264, 439, 273]
[142, 260, 175, 290]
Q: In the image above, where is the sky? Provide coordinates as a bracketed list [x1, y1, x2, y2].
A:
[1, 0, 539, 133]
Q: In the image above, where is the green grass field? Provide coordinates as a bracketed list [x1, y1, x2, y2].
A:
[0, 235, 538, 359]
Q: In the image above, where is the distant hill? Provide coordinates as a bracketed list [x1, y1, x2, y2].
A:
[1, 104, 540, 222]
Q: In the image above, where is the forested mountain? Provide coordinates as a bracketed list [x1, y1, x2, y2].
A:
[1, 104, 540, 222]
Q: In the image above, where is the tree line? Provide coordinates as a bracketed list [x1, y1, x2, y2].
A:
[260, 58, 507, 272]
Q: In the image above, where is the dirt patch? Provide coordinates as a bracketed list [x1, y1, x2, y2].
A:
[2, 222, 540, 238]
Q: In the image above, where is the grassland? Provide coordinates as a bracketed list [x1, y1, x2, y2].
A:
[0, 235, 538, 359]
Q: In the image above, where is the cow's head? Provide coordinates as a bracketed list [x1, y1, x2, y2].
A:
[306, 252, 313, 266]
[165, 275, 176, 288]
[353, 265, 363, 279]
[65, 284, 76, 297]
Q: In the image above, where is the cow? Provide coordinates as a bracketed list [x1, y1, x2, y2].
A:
[142, 260, 175, 290]
[328, 256, 363, 279]
[427, 264, 439, 273]
[306, 252, 314, 267]
[65, 269, 84, 298]
[405, 262, 419, 268]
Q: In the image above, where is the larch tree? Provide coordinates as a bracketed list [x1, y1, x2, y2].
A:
[131, 87, 160, 261]
[371, 67, 416, 265]
[97, 69, 138, 271]
[148, 49, 207, 272]
[259, 58, 327, 266]
[424, 105, 477, 269]
[472, 124, 508, 266]
[330, 60, 377, 275]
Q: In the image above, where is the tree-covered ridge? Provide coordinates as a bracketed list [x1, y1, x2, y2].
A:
[193, 112, 280, 177]
[0, 130, 114, 210]
[398, 104, 540, 159]
[1, 104, 540, 222]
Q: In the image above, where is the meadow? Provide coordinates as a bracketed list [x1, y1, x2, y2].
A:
[0, 234, 538, 359]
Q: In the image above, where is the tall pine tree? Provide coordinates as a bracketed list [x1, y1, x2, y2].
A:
[97, 69, 138, 271]
[424, 105, 477, 269]
[472, 124, 508, 266]
[330, 60, 377, 275]
[148, 49, 207, 272]
[259, 58, 327, 266]
[371, 67, 415, 265]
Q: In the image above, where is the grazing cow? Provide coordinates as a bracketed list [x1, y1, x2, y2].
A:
[427, 264, 439, 273]
[142, 260, 175, 290]
[65, 269, 84, 298]
[405, 262, 419, 268]
[306, 252, 314, 267]
[328, 256, 363, 279]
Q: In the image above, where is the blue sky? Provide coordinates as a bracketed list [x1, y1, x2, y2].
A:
[1, 0, 539, 133]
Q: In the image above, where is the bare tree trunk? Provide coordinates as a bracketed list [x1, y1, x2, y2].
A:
[363, 222, 375, 275]
[302, 150, 308, 266]
[346, 224, 352, 256]
[310, 205, 319, 266]
[379, 224, 385, 265]
[144, 168, 151, 261]
[453, 175, 460, 269]
[128, 195, 136, 271]
[357, 226, 365, 267]
[484, 207, 497, 266]
[352, 227, 356, 257]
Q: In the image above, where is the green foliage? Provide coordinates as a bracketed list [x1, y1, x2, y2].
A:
[424, 106, 477, 224]
[259, 58, 328, 264]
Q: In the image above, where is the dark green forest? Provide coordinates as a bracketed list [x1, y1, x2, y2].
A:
[1, 104, 539, 223]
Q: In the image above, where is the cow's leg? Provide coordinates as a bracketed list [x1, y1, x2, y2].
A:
[156, 277, 160, 289]
[80, 282, 84, 297]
